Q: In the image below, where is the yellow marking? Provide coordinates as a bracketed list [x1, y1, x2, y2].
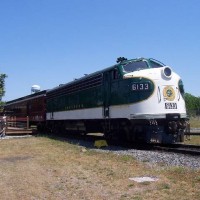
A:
[94, 140, 108, 148]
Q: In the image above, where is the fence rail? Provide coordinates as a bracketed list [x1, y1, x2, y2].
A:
[6, 116, 30, 129]
[0, 116, 35, 136]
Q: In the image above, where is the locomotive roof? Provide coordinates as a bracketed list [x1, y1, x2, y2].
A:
[47, 57, 163, 94]
[5, 90, 47, 105]
[47, 63, 118, 94]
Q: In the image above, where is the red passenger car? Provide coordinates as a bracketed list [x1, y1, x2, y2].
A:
[4, 90, 46, 130]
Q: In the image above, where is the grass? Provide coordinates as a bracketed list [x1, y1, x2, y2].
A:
[189, 117, 200, 128]
[0, 136, 200, 200]
[184, 117, 200, 145]
[184, 135, 200, 145]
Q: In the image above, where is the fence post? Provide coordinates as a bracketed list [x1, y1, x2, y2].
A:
[27, 116, 29, 129]
[14, 116, 16, 127]
[5, 116, 7, 135]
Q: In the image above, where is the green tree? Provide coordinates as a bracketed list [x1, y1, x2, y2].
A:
[185, 93, 200, 116]
[0, 74, 7, 112]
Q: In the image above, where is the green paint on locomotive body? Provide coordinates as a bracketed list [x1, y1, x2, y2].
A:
[46, 58, 157, 113]
[110, 77, 154, 106]
[47, 85, 104, 112]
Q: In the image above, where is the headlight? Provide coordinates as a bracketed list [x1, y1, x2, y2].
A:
[162, 66, 172, 78]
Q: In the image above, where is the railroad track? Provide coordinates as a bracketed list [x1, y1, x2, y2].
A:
[62, 133, 200, 157]
[5, 128, 200, 157]
[188, 128, 200, 135]
[152, 144, 200, 156]
[42, 132, 200, 156]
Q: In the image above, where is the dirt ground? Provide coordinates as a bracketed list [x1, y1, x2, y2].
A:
[0, 136, 200, 200]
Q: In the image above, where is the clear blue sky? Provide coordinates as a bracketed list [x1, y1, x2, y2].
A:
[1, 0, 200, 101]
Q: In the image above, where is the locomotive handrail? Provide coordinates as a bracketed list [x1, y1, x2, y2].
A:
[157, 86, 161, 102]
[176, 87, 181, 101]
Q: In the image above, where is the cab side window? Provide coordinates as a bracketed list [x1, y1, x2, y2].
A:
[112, 69, 119, 80]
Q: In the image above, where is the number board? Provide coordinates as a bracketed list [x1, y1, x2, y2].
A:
[165, 103, 177, 109]
[132, 83, 150, 91]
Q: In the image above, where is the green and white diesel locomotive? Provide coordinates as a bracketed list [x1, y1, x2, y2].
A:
[46, 57, 188, 143]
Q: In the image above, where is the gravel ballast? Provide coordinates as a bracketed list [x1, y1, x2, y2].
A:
[95, 148, 200, 170]
[76, 139, 200, 170]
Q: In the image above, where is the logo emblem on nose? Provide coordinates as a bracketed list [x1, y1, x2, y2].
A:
[163, 86, 175, 101]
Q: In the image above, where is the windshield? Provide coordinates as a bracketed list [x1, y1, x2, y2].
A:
[122, 58, 166, 73]
[149, 59, 165, 68]
[122, 61, 148, 73]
